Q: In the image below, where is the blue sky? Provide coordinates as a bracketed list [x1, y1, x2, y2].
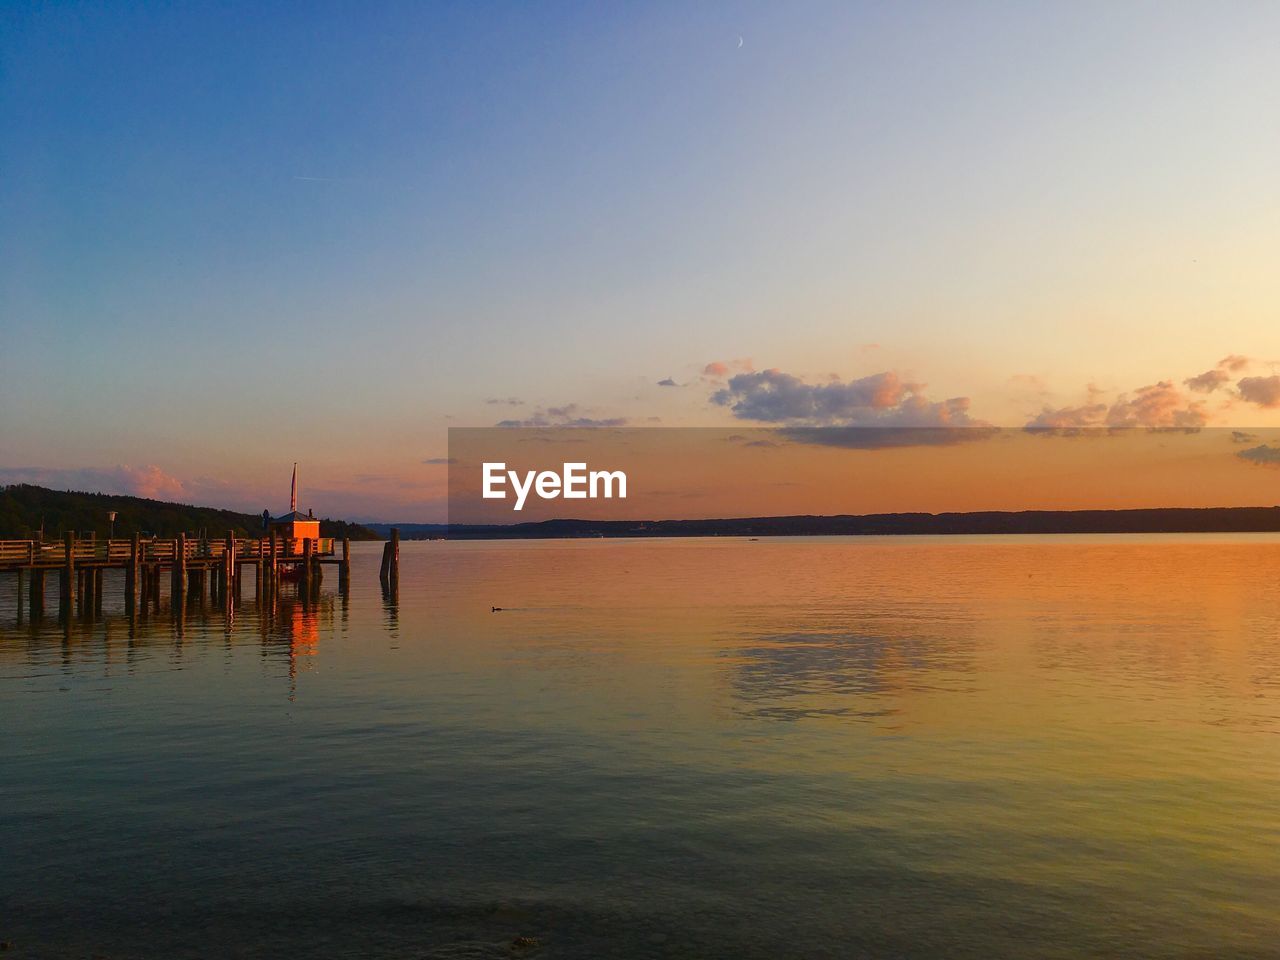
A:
[3, 1, 1279, 519]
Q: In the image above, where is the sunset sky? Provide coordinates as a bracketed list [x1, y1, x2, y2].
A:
[3, 2, 1280, 520]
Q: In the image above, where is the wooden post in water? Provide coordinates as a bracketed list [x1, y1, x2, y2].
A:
[302, 537, 313, 593]
[79, 565, 92, 619]
[339, 538, 351, 592]
[389, 527, 400, 587]
[255, 540, 264, 601]
[175, 533, 187, 605]
[94, 568, 104, 616]
[379, 540, 391, 585]
[126, 533, 139, 610]
[201, 537, 213, 600]
[62, 532, 76, 611]
[26, 541, 38, 618]
[268, 533, 278, 596]
[225, 531, 237, 604]
[29, 565, 44, 618]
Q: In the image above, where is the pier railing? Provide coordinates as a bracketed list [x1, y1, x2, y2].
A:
[0, 536, 336, 567]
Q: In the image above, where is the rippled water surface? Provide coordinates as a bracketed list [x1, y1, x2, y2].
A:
[2, 536, 1279, 958]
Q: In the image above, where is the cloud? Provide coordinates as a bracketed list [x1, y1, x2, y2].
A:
[0, 464, 189, 501]
[496, 403, 628, 428]
[1024, 403, 1109, 431]
[656, 378, 679, 387]
[709, 368, 993, 448]
[1187, 354, 1255, 394]
[1237, 444, 1280, 466]
[1220, 354, 1251, 372]
[1237, 375, 1280, 408]
[485, 397, 524, 406]
[1231, 431, 1259, 444]
[1027, 381, 1206, 432]
[422, 457, 457, 465]
[1008, 373, 1051, 402]
[713, 369, 902, 421]
[779, 425, 997, 449]
[702, 358, 754, 380]
[724, 433, 784, 448]
[0, 464, 450, 521]
[713, 369, 980, 425]
[1185, 368, 1231, 393]
[1106, 381, 1207, 428]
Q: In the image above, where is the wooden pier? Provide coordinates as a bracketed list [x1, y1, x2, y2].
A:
[0, 532, 370, 618]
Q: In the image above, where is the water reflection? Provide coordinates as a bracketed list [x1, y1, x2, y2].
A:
[2, 538, 1280, 959]
[0, 572, 336, 703]
[726, 625, 977, 722]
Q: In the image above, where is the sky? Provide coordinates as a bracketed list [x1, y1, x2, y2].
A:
[2, 1, 1280, 520]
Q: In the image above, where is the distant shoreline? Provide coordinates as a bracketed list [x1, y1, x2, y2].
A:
[369, 506, 1280, 540]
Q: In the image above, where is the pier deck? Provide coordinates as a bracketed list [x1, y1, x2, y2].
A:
[1, 535, 337, 568]
[0, 534, 336, 570]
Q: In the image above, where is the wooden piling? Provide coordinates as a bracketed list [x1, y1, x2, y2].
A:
[126, 533, 139, 610]
[302, 537, 313, 593]
[80, 565, 92, 619]
[339, 537, 351, 591]
[29, 566, 44, 617]
[389, 527, 400, 586]
[62, 531, 75, 608]
[24, 539, 36, 620]
[225, 531, 235, 604]
[174, 532, 187, 603]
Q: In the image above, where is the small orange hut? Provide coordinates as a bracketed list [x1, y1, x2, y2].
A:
[269, 463, 320, 542]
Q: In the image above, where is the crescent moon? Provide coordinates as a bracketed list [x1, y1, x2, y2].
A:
[737, 35, 744, 48]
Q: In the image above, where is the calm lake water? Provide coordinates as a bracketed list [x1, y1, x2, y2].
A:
[2, 536, 1278, 959]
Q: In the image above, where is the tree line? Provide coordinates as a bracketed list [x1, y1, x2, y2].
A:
[0, 484, 382, 540]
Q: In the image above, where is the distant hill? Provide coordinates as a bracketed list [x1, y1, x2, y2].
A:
[364, 523, 448, 539]
[0, 484, 382, 540]
[373, 507, 1280, 540]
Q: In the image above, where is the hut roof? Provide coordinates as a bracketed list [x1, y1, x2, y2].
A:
[272, 511, 317, 524]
